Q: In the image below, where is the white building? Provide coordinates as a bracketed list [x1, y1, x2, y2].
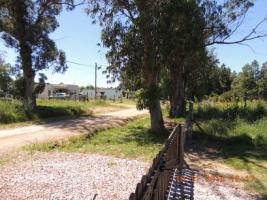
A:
[37, 83, 80, 100]
[81, 88, 122, 100]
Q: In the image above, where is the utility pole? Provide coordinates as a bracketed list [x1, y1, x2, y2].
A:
[95, 62, 97, 100]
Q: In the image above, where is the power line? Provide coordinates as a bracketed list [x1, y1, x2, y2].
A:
[66, 61, 95, 68]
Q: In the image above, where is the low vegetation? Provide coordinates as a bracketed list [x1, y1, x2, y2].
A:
[193, 99, 267, 196]
[0, 99, 110, 125]
[24, 117, 168, 161]
[23, 99, 267, 196]
[195, 100, 267, 148]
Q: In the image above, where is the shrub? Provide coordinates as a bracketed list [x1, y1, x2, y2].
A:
[0, 99, 108, 124]
[253, 134, 267, 148]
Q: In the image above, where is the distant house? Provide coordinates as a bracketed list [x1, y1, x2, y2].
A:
[37, 83, 80, 100]
[81, 88, 122, 100]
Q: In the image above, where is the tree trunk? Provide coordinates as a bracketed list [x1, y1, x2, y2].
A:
[136, 1, 165, 133]
[169, 66, 186, 118]
[149, 96, 165, 133]
[143, 37, 165, 133]
[20, 42, 36, 109]
[14, 1, 36, 109]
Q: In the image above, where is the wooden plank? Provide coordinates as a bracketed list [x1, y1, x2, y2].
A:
[135, 183, 142, 199]
[129, 193, 136, 200]
[141, 175, 149, 191]
[179, 125, 185, 169]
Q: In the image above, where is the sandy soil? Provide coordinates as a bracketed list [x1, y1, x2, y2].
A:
[0, 107, 148, 157]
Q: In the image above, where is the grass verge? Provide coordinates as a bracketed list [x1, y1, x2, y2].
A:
[0, 99, 112, 126]
[24, 117, 169, 161]
[189, 132, 267, 197]
[191, 100, 267, 197]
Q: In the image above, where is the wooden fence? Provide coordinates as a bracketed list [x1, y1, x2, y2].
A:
[129, 124, 186, 200]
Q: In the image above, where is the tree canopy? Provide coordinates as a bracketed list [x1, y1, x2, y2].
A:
[0, 0, 79, 108]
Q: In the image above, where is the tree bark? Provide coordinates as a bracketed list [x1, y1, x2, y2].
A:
[20, 42, 36, 109]
[169, 66, 186, 118]
[149, 98, 165, 133]
[143, 32, 165, 133]
[14, 1, 36, 109]
[135, 1, 165, 133]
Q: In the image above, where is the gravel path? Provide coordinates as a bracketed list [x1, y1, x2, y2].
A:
[0, 152, 149, 200]
[0, 152, 261, 200]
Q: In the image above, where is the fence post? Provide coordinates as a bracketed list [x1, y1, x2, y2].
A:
[178, 125, 185, 169]
[187, 101, 194, 140]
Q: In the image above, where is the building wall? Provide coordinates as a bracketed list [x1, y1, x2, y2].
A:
[37, 83, 80, 100]
[81, 89, 122, 100]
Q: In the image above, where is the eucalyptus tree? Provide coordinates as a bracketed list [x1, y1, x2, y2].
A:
[258, 62, 267, 99]
[88, 0, 165, 132]
[232, 61, 261, 105]
[0, 56, 12, 96]
[157, 0, 206, 117]
[165, 0, 267, 117]
[0, 0, 81, 108]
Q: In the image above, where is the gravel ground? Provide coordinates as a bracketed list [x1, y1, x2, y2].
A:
[0, 152, 149, 200]
[0, 152, 260, 200]
[194, 171, 260, 200]
[168, 167, 259, 200]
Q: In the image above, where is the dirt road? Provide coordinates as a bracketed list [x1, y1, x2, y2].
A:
[0, 106, 148, 156]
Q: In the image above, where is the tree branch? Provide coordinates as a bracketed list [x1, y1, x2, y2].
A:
[206, 16, 267, 46]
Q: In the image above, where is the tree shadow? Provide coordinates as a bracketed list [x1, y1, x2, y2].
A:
[35, 105, 89, 119]
[186, 131, 267, 198]
[117, 125, 170, 146]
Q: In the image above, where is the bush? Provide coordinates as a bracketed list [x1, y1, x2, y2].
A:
[0, 99, 109, 124]
[195, 100, 267, 148]
[253, 134, 267, 148]
[201, 119, 234, 138]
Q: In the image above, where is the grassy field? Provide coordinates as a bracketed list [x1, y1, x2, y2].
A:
[194, 100, 267, 148]
[23, 99, 267, 196]
[0, 99, 111, 125]
[193, 100, 267, 196]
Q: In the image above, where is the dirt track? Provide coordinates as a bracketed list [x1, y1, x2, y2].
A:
[0, 106, 148, 156]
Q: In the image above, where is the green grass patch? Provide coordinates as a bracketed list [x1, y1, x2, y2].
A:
[192, 99, 267, 196]
[224, 156, 267, 196]
[193, 100, 267, 148]
[0, 157, 9, 166]
[216, 143, 267, 196]
[0, 99, 111, 125]
[0, 159, 6, 165]
[24, 117, 169, 161]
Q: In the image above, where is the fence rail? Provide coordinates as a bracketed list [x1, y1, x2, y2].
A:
[129, 124, 186, 200]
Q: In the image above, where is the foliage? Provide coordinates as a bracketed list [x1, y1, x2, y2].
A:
[0, 0, 76, 108]
[194, 100, 267, 148]
[80, 85, 95, 90]
[0, 99, 110, 124]
[135, 85, 161, 110]
[0, 56, 12, 96]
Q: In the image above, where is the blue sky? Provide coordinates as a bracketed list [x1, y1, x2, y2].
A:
[0, 0, 266, 87]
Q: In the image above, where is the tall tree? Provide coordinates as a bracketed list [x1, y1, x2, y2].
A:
[157, 0, 206, 117]
[232, 60, 261, 105]
[0, 55, 12, 96]
[88, 0, 165, 132]
[0, 0, 80, 108]
[258, 62, 267, 100]
[167, 0, 267, 117]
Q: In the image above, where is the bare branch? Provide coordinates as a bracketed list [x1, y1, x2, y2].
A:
[206, 15, 267, 46]
[116, 0, 136, 24]
[35, 0, 86, 26]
